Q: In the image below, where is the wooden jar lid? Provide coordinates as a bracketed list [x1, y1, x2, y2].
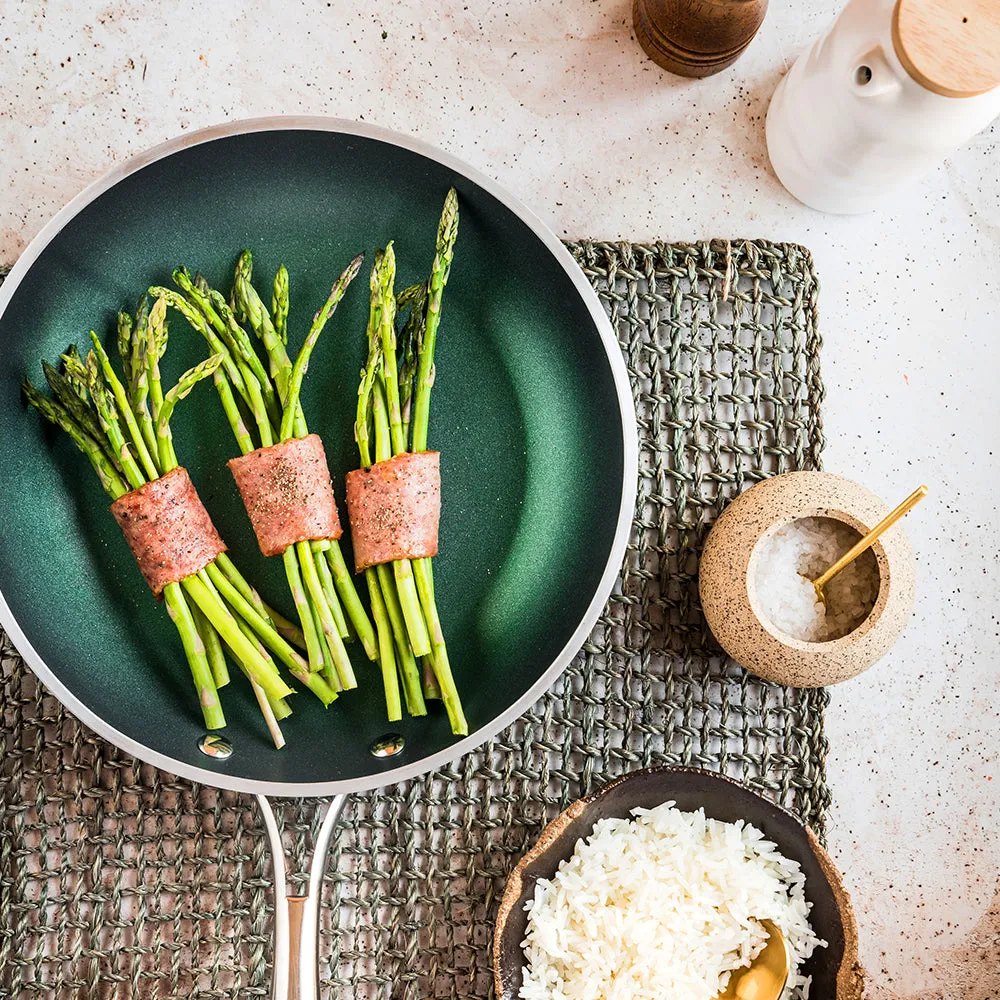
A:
[893, 0, 1000, 98]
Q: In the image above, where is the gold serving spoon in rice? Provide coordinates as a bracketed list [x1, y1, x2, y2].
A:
[810, 485, 928, 606]
[717, 919, 790, 1000]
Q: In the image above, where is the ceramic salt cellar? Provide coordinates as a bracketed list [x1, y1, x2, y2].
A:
[699, 471, 917, 687]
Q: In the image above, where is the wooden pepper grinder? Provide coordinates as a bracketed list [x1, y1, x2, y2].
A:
[633, 0, 769, 78]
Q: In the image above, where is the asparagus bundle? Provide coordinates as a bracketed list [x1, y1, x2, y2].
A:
[23, 296, 338, 748]
[354, 188, 467, 735]
[150, 254, 376, 697]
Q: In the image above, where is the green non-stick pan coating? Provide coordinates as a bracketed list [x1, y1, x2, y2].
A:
[0, 120, 635, 794]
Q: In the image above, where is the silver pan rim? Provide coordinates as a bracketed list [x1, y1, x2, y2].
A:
[0, 116, 639, 796]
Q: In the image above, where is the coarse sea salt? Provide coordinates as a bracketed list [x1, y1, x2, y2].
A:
[753, 516, 879, 642]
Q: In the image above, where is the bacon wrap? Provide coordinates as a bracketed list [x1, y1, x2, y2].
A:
[344, 451, 440, 573]
[110, 466, 227, 597]
[227, 434, 343, 558]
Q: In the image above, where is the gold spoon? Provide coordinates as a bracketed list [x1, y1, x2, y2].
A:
[717, 919, 790, 1000]
[811, 484, 928, 605]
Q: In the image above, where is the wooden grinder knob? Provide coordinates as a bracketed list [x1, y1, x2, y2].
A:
[633, 0, 769, 78]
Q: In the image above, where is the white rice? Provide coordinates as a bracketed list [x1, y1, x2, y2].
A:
[519, 803, 826, 1000]
[753, 516, 879, 642]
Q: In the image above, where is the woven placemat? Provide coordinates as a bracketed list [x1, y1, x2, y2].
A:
[0, 239, 829, 999]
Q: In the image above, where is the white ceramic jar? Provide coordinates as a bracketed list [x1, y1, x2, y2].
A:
[766, 0, 1000, 214]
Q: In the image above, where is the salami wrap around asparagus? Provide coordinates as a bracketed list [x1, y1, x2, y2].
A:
[344, 451, 440, 572]
[228, 434, 343, 558]
[111, 466, 226, 595]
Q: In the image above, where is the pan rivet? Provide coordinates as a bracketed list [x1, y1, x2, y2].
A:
[198, 734, 234, 759]
[370, 734, 406, 758]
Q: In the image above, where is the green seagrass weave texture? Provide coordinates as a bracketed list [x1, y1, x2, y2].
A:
[0, 239, 830, 999]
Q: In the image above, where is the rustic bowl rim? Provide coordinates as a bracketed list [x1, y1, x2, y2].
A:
[493, 764, 863, 1000]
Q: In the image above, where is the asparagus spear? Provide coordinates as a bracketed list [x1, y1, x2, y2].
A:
[375, 559, 425, 717]
[173, 266, 281, 429]
[395, 287, 435, 705]
[42, 360, 109, 456]
[147, 286, 253, 413]
[154, 354, 224, 470]
[369, 248, 432, 661]
[85, 351, 145, 491]
[165, 582, 227, 730]
[370, 373, 426, 714]
[21, 380, 127, 497]
[277, 259, 365, 693]
[212, 550, 306, 649]
[355, 331, 403, 719]
[279, 254, 364, 441]
[232, 252, 296, 411]
[121, 314, 160, 463]
[396, 283, 426, 449]
[367, 566, 401, 722]
[272, 265, 289, 344]
[312, 544, 349, 639]
[402, 188, 467, 736]
[318, 539, 376, 659]
[190, 601, 230, 689]
[411, 187, 458, 453]
[89, 332, 160, 481]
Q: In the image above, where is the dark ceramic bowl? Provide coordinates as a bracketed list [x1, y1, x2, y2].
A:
[494, 766, 863, 1000]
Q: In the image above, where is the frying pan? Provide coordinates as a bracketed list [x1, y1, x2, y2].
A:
[0, 118, 637, 997]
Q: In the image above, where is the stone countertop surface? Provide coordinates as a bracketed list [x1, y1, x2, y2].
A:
[2, 1, 997, 996]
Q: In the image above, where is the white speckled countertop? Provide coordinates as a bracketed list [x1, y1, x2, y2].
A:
[2, 1, 997, 995]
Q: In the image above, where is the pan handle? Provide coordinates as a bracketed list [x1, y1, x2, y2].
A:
[257, 793, 348, 1000]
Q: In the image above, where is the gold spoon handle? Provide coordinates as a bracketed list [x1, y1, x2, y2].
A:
[812, 485, 928, 591]
[716, 919, 789, 1000]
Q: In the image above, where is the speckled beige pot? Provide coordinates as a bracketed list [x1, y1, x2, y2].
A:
[699, 471, 916, 687]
